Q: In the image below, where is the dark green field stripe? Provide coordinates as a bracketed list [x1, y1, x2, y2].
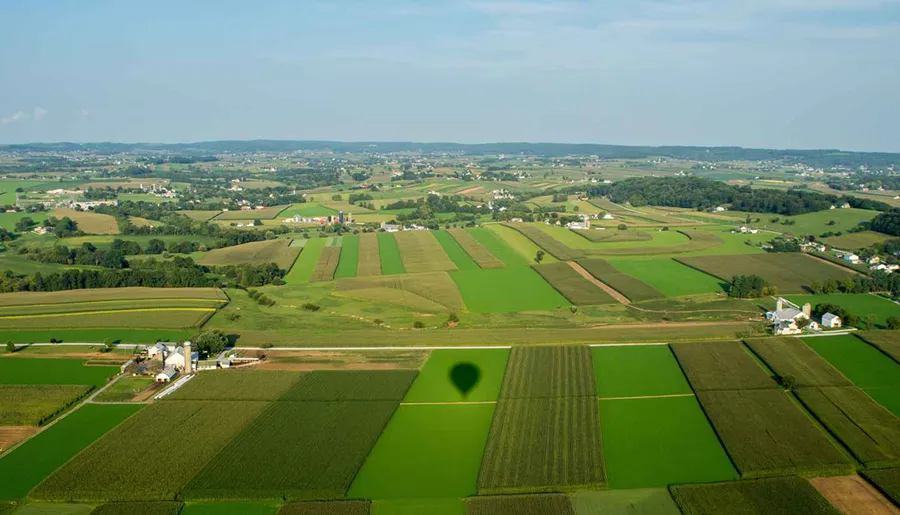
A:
[433, 231, 480, 271]
[333, 235, 360, 280]
[469, 228, 529, 268]
[377, 233, 406, 275]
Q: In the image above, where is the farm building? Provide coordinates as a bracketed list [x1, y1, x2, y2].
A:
[766, 298, 812, 335]
[821, 313, 842, 328]
[155, 366, 177, 383]
[147, 342, 168, 359]
[380, 222, 401, 232]
[163, 342, 198, 372]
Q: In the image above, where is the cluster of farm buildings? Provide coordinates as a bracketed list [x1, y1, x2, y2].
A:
[765, 298, 841, 335]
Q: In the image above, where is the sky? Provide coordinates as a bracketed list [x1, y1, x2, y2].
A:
[1, 0, 899, 151]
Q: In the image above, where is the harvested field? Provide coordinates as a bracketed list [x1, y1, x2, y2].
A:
[862, 468, 900, 508]
[356, 234, 381, 277]
[503, 223, 582, 260]
[185, 401, 399, 500]
[571, 489, 681, 515]
[0, 425, 37, 453]
[33, 401, 268, 501]
[466, 494, 575, 515]
[278, 501, 370, 515]
[434, 231, 480, 271]
[394, 231, 457, 273]
[451, 268, 568, 313]
[335, 272, 465, 311]
[857, 331, 900, 364]
[448, 229, 504, 269]
[280, 370, 417, 401]
[671, 476, 842, 515]
[0, 308, 214, 330]
[592, 345, 691, 398]
[311, 247, 341, 282]
[197, 239, 300, 269]
[532, 262, 616, 305]
[745, 337, 852, 387]
[671, 341, 777, 391]
[677, 253, 854, 293]
[166, 370, 302, 401]
[0, 384, 92, 426]
[697, 389, 852, 477]
[0, 287, 226, 307]
[214, 206, 288, 220]
[403, 349, 509, 403]
[796, 386, 900, 467]
[334, 235, 359, 280]
[376, 234, 405, 275]
[90, 502, 183, 515]
[572, 229, 651, 243]
[478, 397, 606, 493]
[810, 475, 900, 515]
[575, 259, 664, 302]
[49, 208, 119, 234]
[500, 346, 596, 399]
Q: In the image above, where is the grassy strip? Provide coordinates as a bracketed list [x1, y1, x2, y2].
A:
[572, 229, 651, 243]
[531, 262, 617, 305]
[333, 235, 360, 280]
[447, 229, 505, 268]
[310, 247, 341, 282]
[433, 231, 480, 271]
[356, 234, 381, 277]
[575, 259, 664, 302]
[90, 502, 183, 515]
[670, 477, 842, 515]
[376, 233, 406, 275]
[671, 342, 778, 391]
[284, 238, 326, 284]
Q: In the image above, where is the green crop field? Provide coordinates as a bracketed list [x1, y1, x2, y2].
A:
[0, 308, 214, 330]
[0, 384, 92, 425]
[786, 294, 900, 328]
[571, 489, 682, 515]
[0, 287, 226, 306]
[285, 238, 326, 284]
[671, 342, 777, 391]
[90, 502, 183, 515]
[376, 233, 406, 275]
[823, 230, 894, 250]
[531, 262, 617, 305]
[357, 234, 381, 277]
[503, 223, 582, 260]
[0, 211, 49, 231]
[370, 499, 462, 515]
[393, 231, 456, 273]
[500, 346, 596, 399]
[745, 338, 851, 387]
[670, 476, 842, 515]
[466, 494, 575, 515]
[7, 503, 95, 515]
[447, 229, 504, 269]
[805, 335, 900, 389]
[0, 404, 142, 501]
[336, 272, 465, 312]
[181, 502, 278, 515]
[592, 345, 692, 398]
[214, 206, 288, 220]
[696, 389, 853, 477]
[94, 376, 154, 403]
[402, 349, 509, 403]
[334, 235, 360, 279]
[575, 259, 664, 302]
[0, 328, 192, 344]
[866, 387, 900, 418]
[677, 253, 854, 293]
[33, 401, 268, 501]
[795, 386, 900, 467]
[279, 371, 417, 401]
[278, 500, 369, 515]
[311, 247, 341, 282]
[782, 208, 879, 236]
[572, 229, 652, 243]
[478, 396, 606, 493]
[469, 227, 532, 267]
[857, 330, 900, 363]
[166, 370, 302, 401]
[185, 400, 399, 500]
[197, 239, 301, 269]
[451, 268, 569, 313]
[433, 231, 479, 271]
[278, 203, 339, 218]
[599, 396, 738, 488]
[861, 468, 900, 507]
[0, 358, 117, 388]
[348, 404, 494, 499]
[607, 258, 726, 297]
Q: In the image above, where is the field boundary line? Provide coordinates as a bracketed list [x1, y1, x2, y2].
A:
[599, 393, 695, 401]
[400, 401, 497, 406]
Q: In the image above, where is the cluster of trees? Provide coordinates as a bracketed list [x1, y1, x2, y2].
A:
[190, 329, 229, 356]
[14, 216, 81, 237]
[728, 275, 777, 298]
[766, 238, 801, 253]
[870, 210, 900, 236]
[217, 263, 284, 287]
[247, 288, 276, 306]
[348, 193, 374, 204]
[20, 243, 127, 269]
[589, 177, 889, 215]
[809, 271, 900, 297]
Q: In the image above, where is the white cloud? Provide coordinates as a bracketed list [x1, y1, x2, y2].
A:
[33, 106, 47, 121]
[0, 111, 25, 126]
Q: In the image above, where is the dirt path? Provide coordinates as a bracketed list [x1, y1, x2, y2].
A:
[810, 475, 900, 515]
[567, 261, 631, 304]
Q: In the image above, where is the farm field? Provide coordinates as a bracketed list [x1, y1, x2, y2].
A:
[670, 476, 842, 515]
[277, 203, 339, 218]
[49, 208, 119, 234]
[356, 234, 381, 277]
[178, 210, 221, 222]
[0, 358, 117, 387]
[696, 389, 853, 477]
[470, 226, 536, 266]
[90, 502, 183, 515]
[370, 499, 463, 515]
[810, 475, 900, 515]
[447, 229, 504, 268]
[532, 262, 616, 305]
[503, 223, 582, 260]
[500, 346, 596, 399]
[0, 384, 92, 425]
[575, 259, 664, 302]
[0, 211, 49, 231]
[466, 494, 575, 515]
[279, 370, 417, 401]
[677, 253, 854, 293]
[0, 404, 142, 501]
[451, 268, 569, 313]
[393, 231, 456, 273]
[214, 206, 288, 220]
[166, 370, 302, 401]
[402, 349, 509, 403]
[335, 272, 465, 312]
[785, 294, 900, 328]
[283, 237, 325, 284]
[93, 376, 154, 402]
[745, 338, 852, 388]
[0, 328, 192, 344]
[857, 330, 900, 363]
[805, 335, 900, 390]
[181, 502, 278, 515]
[823, 230, 894, 250]
[0, 287, 225, 308]
[671, 342, 777, 391]
[592, 345, 692, 398]
[196, 239, 300, 269]
[862, 468, 900, 507]
[310, 247, 341, 282]
[0, 308, 215, 330]
[376, 233, 405, 275]
[334, 235, 360, 279]
[607, 258, 726, 296]
[782, 208, 879, 236]
[599, 396, 738, 488]
[570, 489, 682, 515]
[348, 404, 494, 499]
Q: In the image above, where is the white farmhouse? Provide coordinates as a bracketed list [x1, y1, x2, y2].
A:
[765, 298, 812, 335]
[163, 344, 198, 372]
[147, 342, 168, 359]
[821, 313, 842, 328]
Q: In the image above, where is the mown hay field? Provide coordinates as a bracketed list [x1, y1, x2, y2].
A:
[0, 299, 224, 318]
[670, 476, 842, 515]
[500, 346, 596, 399]
[197, 239, 300, 269]
[572, 229, 652, 243]
[745, 338, 851, 388]
[402, 349, 509, 403]
[466, 494, 575, 515]
[0, 404, 142, 501]
[477, 396, 606, 493]
[591, 345, 691, 398]
[531, 262, 617, 305]
[697, 389, 853, 477]
[677, 253, 854, 293]
[369, 499, 462, 515]
[356, 234, 381, 277]
[184, 401, 399, 500]
[0, 287, 226, 307]
[474, 226, 544, 266]
[599, 396, 737, 488]
[213, 206, 288, 220]
[671, 342, 777, 391]
[284, 238, 326, 284]
[376, 233, 406, 275]
[447, 229, 504, 269]
[433, 231, 480, 271]
[335, 272, 465, 312]
[166, 370, 303, 401]
[347, 404, 495, 499]
[393, 231, 457, 273]
[0, 308, 214, 330]
[0, 385, 92, 426]
[608, 258, 726, 297]
[502, 223, 582, 260]
[451, 268, 568, 313]
[575, 259, 664, 302]
[0, 358, 117, 387]
[33, 401, 268, 501]
[310, 247, 341, 282]
[277, 203, 339, 218]
[334, 235, 359, 280]
[795, 386, 900, 467]
[49, 208, 119, 235]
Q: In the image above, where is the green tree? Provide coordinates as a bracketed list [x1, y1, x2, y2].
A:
[191, 330, 229, 356]
[887, 316, 900, 330]
[534, 249, 545, 263]
[5, 341, 15, 353]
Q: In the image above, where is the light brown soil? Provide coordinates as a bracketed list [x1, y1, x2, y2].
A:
[567, 261, 631, 305]
[131, 384, 163, 402]
[458, 186, 483, 195]
[0, 426, 38, 453]
[810, 475, 900, 515]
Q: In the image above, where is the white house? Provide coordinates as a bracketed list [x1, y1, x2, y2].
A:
[380, 222, 401, 233]
[715, 206, 727, 212]
[164, 345, 199, 372]
[821, 313, 842, 328]
[155, 366, 177, 383]
[844, 254, 860, 264]
[147, 342, 168, 359]
[765, 298, 812, 335]
[602, 213, 615, 220]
